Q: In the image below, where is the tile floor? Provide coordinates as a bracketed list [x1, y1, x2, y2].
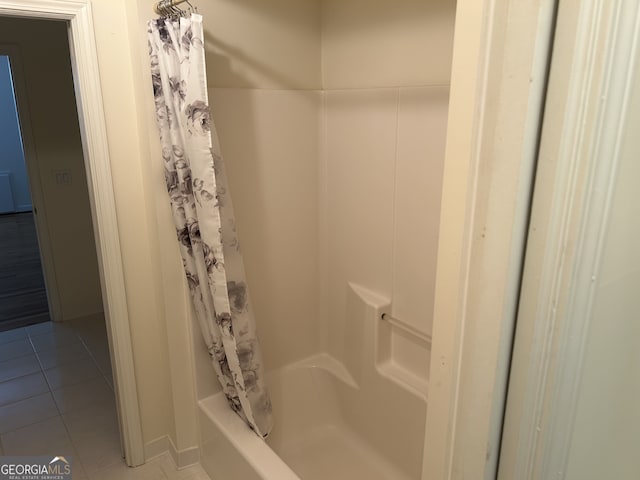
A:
[0, 314, 210, 480]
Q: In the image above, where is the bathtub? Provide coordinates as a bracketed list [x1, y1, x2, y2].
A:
[198, 284, 428, 480]
[199, 354, 426, 480]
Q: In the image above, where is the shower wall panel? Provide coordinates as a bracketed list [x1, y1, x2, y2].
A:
[200, 0, 322, 89]
[209, 88, 321, 374]
[189, 0, 456, 398]
[319, 0, 455, 372]
[185, 0, 324, 400]
[321, 0, 455, 89]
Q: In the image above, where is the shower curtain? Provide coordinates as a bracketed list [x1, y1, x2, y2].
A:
[148, 13, 273, 438]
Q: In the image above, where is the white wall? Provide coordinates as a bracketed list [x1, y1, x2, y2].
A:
[83, 0, 178, 451]
[0, 18, 103, 320]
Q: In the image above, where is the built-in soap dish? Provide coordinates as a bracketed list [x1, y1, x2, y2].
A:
[376, 310, 430, 400]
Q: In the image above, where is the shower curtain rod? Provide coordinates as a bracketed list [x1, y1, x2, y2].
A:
[154, 0, 195, 17]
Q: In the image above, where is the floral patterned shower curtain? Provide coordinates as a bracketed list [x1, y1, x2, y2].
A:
[148, 13, 273, 437]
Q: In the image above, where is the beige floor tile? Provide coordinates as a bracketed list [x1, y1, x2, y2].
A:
[71, 462, 89, 480]
[0, 392, 58, 434]
[0, 319, 137, 480]
[87, 345, 112, 374]
[30, 329, 82, 352]
[0, 317, 207, 480]
[25, 321, 56, 336]
[72, 427, 123, 474]
[0, 338, 34, 362]
[52, 376, 114, 414]
[0, 372, 49, 407]
[173, 471, 212, 480]
[77, 324, 108, 343]
[156, 454, 210, 480]
[91, 457, 168, 480]
[0, 327, 27, 345]
[0, 416, 71, 455]
[44, 360, 102, 390]
[26, 321, 76, 336]
[89, 453, 211, 480]
[0, 354, 40, 383]
[36, 342, 92, 369]
[62, 398, 118, 440]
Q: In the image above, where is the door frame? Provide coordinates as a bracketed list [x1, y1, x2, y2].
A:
[498, 0, 640, 477]
[421, 0, 557, 478]
[0, 0, 144, 467]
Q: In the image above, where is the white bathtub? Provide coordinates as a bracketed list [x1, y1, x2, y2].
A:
[198, 284, 428, 480]
[199, 353, 426, 480]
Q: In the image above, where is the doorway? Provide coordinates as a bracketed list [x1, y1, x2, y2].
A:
[0, 16, 123, 475]
[0, 0, 144, 467]
[0, 19, 103, 327]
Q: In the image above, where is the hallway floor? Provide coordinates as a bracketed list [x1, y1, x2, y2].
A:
[0, 314, 209, 480]
[0, 212, 49, 332]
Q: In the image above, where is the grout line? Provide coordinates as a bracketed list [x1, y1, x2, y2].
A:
[391, 87, 401, 308]
[321, 83, 451, 93]
[0, 412, 61, 436]
[77, 336, 114, 387]
[0, 383, 49, 409]
[207, 83, 451, 93]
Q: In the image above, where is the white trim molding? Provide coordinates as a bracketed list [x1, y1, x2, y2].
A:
[499, 0, 640, 478]
[0, 0, 145, 467]
[422, 0, 557, 478]
[145, 435, 200, 470]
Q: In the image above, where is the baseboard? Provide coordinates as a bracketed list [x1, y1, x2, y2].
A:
[144, 435, 200, 469]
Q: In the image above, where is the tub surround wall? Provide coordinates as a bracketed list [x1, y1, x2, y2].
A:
[321, 87, 449, 367]
[193, 0, 455, 416]
[321, 0, 455, 89]
[208, 89, 321, 374]
[340, 283, 427, 478]
[319, 0, 455, 374]
[202, 0, 322, 90]
[191, 0, 455, 400]
[180, 0, 324, 401]
[195, 1, 454, 477]
[193, 87, 321, 399]
[199, 281, 428, 480]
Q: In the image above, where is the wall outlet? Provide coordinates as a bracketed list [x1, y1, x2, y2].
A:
[53, 169, 72, 186]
